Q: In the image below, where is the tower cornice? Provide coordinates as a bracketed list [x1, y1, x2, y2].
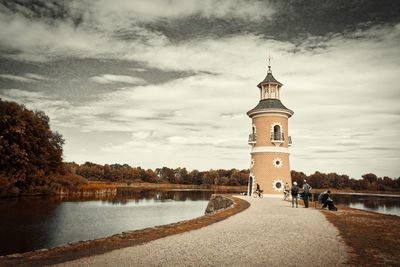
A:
[247, 99, 293, 117]
[247, 108, 293, 118]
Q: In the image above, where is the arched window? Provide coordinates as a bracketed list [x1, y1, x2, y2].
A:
[273, 125, 281, 140]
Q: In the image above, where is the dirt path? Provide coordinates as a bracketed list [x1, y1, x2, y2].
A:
[54, 196, 349, 266]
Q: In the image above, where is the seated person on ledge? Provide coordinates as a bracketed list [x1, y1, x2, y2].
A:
[320, 190, 337, 211]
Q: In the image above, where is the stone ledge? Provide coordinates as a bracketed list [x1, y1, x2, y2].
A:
[0, 195, 250, 267]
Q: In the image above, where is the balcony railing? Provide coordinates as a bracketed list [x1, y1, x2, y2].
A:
[248, 133, 256, 144]
[271, 132, 284, 141]
[271, 132, 284, 146]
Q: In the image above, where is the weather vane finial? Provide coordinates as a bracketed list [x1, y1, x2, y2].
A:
[268, 54, 272, 72]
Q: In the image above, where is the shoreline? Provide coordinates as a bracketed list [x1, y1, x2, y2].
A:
[89, 181, 248, 190]
[312, 188, 400, 195]
[3, 182, 399, 199]
[0, 183, 247, 199]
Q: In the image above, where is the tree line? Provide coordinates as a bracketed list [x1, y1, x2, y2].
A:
[291, 171, 400, 192]
[65, 162, 249, 186]
[68, 162, 400, 191]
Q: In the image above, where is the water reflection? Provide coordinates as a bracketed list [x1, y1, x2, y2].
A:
[0, 188, 242, 256]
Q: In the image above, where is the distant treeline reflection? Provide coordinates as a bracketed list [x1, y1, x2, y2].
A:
[52, 188, 232, 204]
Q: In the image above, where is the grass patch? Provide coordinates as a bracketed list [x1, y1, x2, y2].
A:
[321, 206, 400, 266]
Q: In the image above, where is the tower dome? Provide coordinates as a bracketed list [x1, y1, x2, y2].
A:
[257, 66, 282, 88]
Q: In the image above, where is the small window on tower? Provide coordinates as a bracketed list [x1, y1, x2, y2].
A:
[273, 125, 281, 140]
[271, 87, 275, 98]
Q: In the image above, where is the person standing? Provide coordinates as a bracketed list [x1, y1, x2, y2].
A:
[291, 182, 299, 208]
[284, 182, 290, 200]
[302, 179, 312, 208]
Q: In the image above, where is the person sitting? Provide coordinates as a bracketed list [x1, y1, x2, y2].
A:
[317, 190, 326, 206]
[320, 190, 337, 211]
[255, 183, 263, 197]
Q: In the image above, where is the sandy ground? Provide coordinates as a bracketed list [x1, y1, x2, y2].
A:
[54, 196, 349, 267]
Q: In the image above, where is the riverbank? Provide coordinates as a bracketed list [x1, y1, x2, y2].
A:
[313, 188, 400, 195]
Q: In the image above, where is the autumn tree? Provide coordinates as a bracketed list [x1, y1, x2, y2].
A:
[189, 169, 203, 185]
[0, 100, 86, 196]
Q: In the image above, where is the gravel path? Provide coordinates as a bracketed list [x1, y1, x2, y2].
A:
[54, 196, 349, 266]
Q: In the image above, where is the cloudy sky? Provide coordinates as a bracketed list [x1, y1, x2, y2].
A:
[0, 0, 399, 179]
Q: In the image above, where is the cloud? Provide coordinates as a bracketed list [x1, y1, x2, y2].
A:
[90, 74, 145, 84]
[130, 67, 147, 72]
[0, 0, 275, 63]
[0, 89, 73, 127]
[24, 73, 48, 80]
[0, 73, 45, 83]
[3, 21, 399, 178]
[69, 0, 275, 22]
[0, 1, 399, 178]
[0, 9, 132, 62]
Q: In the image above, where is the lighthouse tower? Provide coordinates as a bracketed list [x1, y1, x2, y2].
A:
[247, 59, 294, 195]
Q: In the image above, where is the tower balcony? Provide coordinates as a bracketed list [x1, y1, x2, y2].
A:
[248, 133, 256, 145]
[271, 132, 284, 146]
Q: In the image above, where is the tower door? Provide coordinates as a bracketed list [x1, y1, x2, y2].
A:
[248, 176, 253, 196]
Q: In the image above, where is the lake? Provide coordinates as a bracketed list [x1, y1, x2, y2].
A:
[0, 188, 243, 256]
[2, 188, 398, 256]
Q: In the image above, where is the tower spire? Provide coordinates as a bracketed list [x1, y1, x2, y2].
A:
[257, 56, 281, 88]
